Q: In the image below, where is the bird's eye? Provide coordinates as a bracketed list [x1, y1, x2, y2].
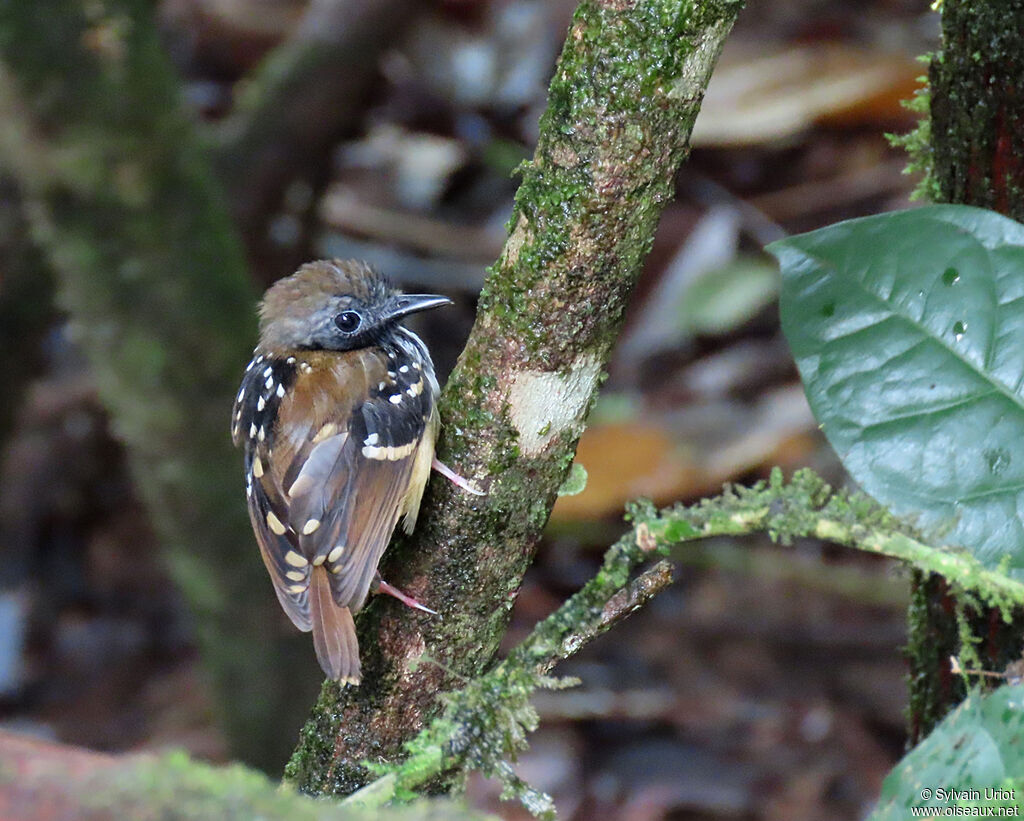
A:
[334, 310, 362, 333]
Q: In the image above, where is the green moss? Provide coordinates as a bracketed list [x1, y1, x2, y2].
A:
[905, 572, 964, 743]
[901, 0, 1024, 741]
[343, 466, 1024, 815]
[887, 71, 940, 202]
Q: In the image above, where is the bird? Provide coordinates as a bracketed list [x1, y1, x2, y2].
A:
[231, 259, 478, 684]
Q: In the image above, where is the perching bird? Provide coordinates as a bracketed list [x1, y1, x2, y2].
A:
[231, 259, 476, 684]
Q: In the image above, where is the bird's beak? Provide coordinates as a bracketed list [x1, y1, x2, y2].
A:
[384, 294, 453, 322]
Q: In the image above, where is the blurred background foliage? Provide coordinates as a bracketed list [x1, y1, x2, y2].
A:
[0, 0, 934, 818]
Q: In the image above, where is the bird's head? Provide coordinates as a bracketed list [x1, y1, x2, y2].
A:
[257, 259, 451, 353]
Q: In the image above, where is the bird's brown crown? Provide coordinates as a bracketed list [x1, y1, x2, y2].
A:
[257, 259, 392, 353]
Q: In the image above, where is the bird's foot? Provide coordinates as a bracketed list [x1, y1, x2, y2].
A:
[375, 577, 438, 615]
[432, 457, 485, 495]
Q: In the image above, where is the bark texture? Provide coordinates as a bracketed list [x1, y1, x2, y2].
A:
[287, 0, 743, 795]
[0, 0, 322, 770]
[930, 2, 1024, 221]
[908, 0, 1024, 741]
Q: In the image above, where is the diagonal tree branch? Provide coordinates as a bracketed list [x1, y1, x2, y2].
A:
[340, 558, 675, 815]
[287, 0, 744, 794]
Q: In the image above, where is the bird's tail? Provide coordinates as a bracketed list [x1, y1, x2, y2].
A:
[309, 567, 361, 685]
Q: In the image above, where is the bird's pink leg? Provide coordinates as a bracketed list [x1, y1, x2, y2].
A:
[432, 457, 485, 495]
[374, 577, 438, 615]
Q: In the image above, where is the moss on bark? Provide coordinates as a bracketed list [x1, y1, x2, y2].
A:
[930, 2, 1024, 220]
[286, 0, 743, 796]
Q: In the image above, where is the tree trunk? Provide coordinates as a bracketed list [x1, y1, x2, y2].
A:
[0, 0, 321, 770]
[907, 0, 1024, 741]
[286, 0, 744, 795]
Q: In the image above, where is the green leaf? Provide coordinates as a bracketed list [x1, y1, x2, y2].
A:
[770, 205, 1024, 575]
[679, 257, 779, 335]
[869, 684, 1024, 819]
[557, 462, 588, 497]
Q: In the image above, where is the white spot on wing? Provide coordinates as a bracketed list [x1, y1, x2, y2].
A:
[266, 511, 287, 535]
[362, 440, 417, 461]
[327, 545, 345, 563]
[284, 551, 307, 567]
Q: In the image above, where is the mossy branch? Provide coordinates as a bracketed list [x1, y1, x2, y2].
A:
[662, 468, 1024, 615]
[341, 560, 674, 817]
[287, 0, 745, 794]
[335, 467, 1022, 816]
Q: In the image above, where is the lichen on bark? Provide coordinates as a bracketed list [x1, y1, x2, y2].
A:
[286, 0, 744, 796]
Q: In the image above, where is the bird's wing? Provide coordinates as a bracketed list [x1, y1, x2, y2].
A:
[267, 348, 435, 614]
[233, 354, 312, 630]
[234, 347, 434, 681]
